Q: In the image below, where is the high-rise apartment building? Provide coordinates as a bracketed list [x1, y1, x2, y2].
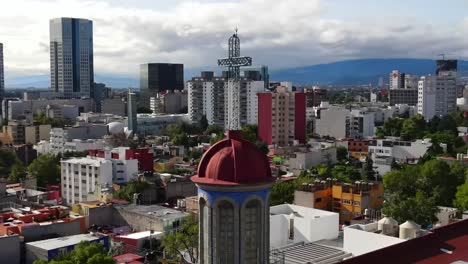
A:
[258, 86, 306, 146]
[50, 18, 94, 98]
[0, 43, 4, 111]
[140, 63, 184, 107]
[389, 70, 405, 89]
[304, 86, 327, 107]
[187, 72, 264, 128]
[417, 60, 457, 120]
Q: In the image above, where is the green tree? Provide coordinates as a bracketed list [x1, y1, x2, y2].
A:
[379, 117, 404, 137]
[209, 133, 225, 144]
[363, 155, 376, 181]
[336, 146, 348, 161]
[242, 124, 258, 142]
[205, 124, 223, 135]
[401, 114, 426, 140]
[28, 154, 60, 187]
[383, 191, 439, 228]
[255, 141, 269, 155]
[114, 180, 150, 201]
[199, 115, 209, 132]
[454, 178, 468, 211]
[0, 148, 19, 178]
[171, 132, 189, 146]
[33, 241, 114, 264]
[270, 180, 296, 205]
[9, 161, 27, 182]
[331, 165, 361, 182]
[162, 213, 198, 263]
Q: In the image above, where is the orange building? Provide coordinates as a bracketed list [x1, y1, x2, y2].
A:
[295, 180, 384, 223]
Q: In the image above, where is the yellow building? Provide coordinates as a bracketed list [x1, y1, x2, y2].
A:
[294, 180, 384, 223]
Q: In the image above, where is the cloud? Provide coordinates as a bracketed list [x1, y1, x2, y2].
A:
[1, 0, 468, 79]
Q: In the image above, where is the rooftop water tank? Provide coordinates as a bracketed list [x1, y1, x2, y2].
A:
[377, 217, 399, 236]
[399, 220, 421, 240]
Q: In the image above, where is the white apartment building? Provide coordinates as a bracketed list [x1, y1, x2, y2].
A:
[389, 70, 404, 89]
[61, 153, 138, 205]
[49, 124, 108, 154]
[368, 138, 432, 163]
[35, 139, 105, 155]
[417, 74, 457, 120]
[315, 107, 375, 139]
[188, 74, 264, 128]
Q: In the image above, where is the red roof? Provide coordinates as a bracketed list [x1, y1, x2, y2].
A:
[113, 253, 144, 264]
[340, 219, 468, 264]
[191, 130, 273, 185]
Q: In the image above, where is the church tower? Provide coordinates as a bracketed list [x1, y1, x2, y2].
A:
[191, 130, 274, 264]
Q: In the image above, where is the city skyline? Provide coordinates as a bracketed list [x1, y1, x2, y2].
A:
[1, 0, 468, 81]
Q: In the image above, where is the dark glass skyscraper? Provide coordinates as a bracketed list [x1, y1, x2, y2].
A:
[139, 63, 184, 107]
[0, 43, 4, 111]
[50, 18, 94, 98]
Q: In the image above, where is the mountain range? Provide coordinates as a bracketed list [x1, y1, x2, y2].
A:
[6, 58, 468, 89]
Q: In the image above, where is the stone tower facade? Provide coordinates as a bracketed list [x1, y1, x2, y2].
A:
[192, 130, 274, 264]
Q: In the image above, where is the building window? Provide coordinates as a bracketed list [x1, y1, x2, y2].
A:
[217, 200, 235, 264]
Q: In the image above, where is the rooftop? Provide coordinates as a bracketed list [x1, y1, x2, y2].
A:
[118, 230, 163, 239]
[270, 204, 337, 218]
[340, 219, 468, 264]
[26, 233, 106, 251]
[115, 204, 188, 221]
[273, 241, 351, 264]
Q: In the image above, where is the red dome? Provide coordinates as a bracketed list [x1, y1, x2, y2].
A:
[191, 130, 273, 185]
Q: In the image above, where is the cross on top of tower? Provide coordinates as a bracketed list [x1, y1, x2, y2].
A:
[218, 29, 252, 80]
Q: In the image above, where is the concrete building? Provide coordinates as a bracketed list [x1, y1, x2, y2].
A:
[348, 109, 375, 138]
[368, 138, 432, 163]
[389, 89, 418, 106]
[127, 113, 189, 135]
[113, 204, 189, 232]
[4, 121, 51, 145]
[389, 70, 404, 89]
[127, 92, 137, 134]
[304, 86, 327, 107]
[0, 235, 20, 264]
[294, 181, 384, 223]
[315, 107, 350, 139]
[7, 98, 93, 121]
[315, 107, 374, 139]
[418, 75, 457, 120]
[61, 153, 138, 204]
[150, 90, 188, 114]
[187, 73, 264, 128]
[191, 130, 274, 263]
[49, 124, 108, 154]
[50, 18, 94, 98]
[26, 234, 109, 264]
[258, 86, 306, 146]
[35, 138, 105, 155]
[102, 98, 126, 116]
[45, 104, 79, 120]
[139, 63, 184, 107]
[404, 74, 419, 89]
[269, 204, 339, 248]
[0, 43, 4, 113]
[286, 147, 337, 172]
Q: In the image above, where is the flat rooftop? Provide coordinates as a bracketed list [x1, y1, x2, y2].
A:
[272, 241, 351, 264]
[26, 234, 106, 251]
[115, 204, 188, 221]
[270, 204, 337, 218]
[118, 230, 163, 239]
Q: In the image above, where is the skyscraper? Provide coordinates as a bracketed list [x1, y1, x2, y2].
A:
[0, 43, 4, 112]
[50, 18, 94, 98]
[127, 92, 137, 134]
[140, 63, 184, 108]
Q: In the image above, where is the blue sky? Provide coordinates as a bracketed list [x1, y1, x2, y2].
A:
[1, 0, 467, 79]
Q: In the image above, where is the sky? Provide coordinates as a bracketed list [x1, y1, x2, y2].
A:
[1, 0, 468, 79]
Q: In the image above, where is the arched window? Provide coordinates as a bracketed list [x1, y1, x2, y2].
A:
[244, 199, 262, 264]
[217, 200, 235, 264]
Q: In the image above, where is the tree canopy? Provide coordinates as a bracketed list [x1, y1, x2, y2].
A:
[33, 241, 114, 264]
[28, 154, 61, 187]
[454, 177, 468, 212]
[162, 213, 198, 263]
[382, 160, 465, 227]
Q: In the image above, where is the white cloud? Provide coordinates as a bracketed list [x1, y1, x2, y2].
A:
[0, 0, 468, 79]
